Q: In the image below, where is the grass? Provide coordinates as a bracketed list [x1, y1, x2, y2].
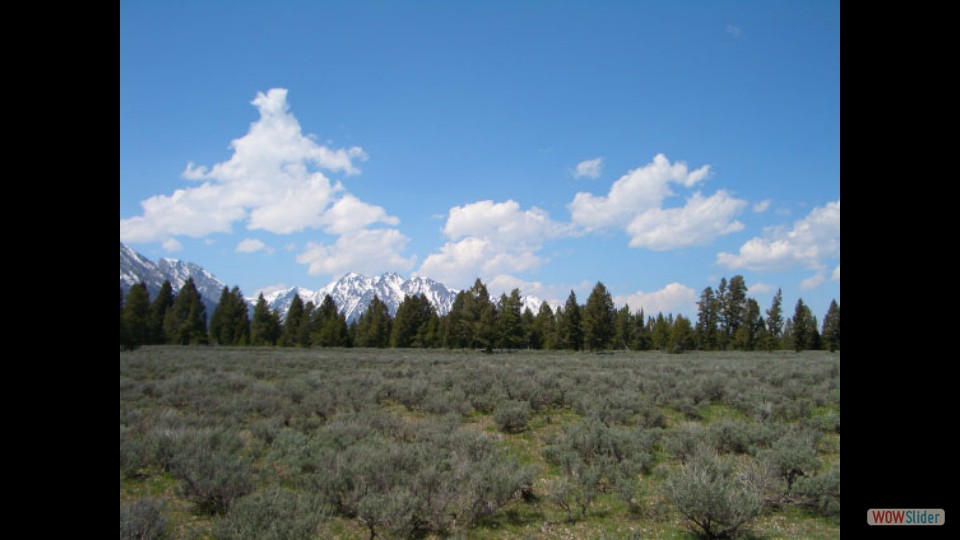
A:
[121, 347, 840, 539]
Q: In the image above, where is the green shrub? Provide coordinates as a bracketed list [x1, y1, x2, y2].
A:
[171, 450, 254, 515]
[791, 465, 840, 516]
[494, 400, 530, 433]
[120, 498, 167, 540]
[663, 452, 763, 539]
[215, 485, 326, 540]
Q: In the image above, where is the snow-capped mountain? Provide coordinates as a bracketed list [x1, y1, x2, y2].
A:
[256, 272, 459, 323]
[121, 241, 547, 324]
[120, 242, 225, 313]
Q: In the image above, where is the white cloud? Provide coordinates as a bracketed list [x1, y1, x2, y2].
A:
[568, 153, 743, 249]
[753, 199, 771, 213]
[162, 238, 183, 252]
[614, 283, 697, 315]
[574, 157, 604, 179]
[831, 264, 840, 282]
[801, 271, 826, 290]
[254, 283, 289, 297]
[236, 238, 271, 254]
[120, 88, 376, 243]
[725, 24, 742, 38]
[625, 190, 746, 250]
[717, 200, 840, 272]
[750, 283, 776, 295]
[419, 200, 567, 288]
[297, 228, 416, 277]
[319, 194, 399, 235]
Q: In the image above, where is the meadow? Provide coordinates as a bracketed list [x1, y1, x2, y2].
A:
[120, 347, 840, 539]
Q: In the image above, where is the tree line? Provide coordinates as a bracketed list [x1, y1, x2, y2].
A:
[120, 275, 839, 353]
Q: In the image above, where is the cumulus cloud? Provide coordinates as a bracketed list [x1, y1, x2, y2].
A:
[750, 283, 776, 295]
[162, 238, 183, 252]
[614, 283, 697, 315]
[419, 200, 567, 288]
[831, 264, 840, 282]
[800, 271, 826, 290]
[319, 194, 399, 235]
[568, 153, 743, 249]
[716, 200, 840, 272]
[120, 88, 377, 243]
[297, 229, 416, 277]
[753, 199, 771, 213]
[574, 157, 604, 179]
[625, 191, 745, 250]
[236, 238, 271, 254]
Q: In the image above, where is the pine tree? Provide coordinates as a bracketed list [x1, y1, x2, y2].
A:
[120, 286, 125, 348]
[521, 307, 538, 349]
[582, 281, 615, 351]
[534, 302, 556, 350]
[391, 294, 434, 348]
[250, 294, 281, 346]
[476, 301, 498, 352]
[613, 305, 633, 350]
[281, 295, 305, 347]
[651, 312, 672, 351]
[208, 286, 231, 345]
[696, 287, 720, 350]
[765, 288, 784, 351]
[312, 294, 348, 347]
[669, 314, 695, 353]
[356, 295, 391, 348]
[821, 299, 840, 352]
[298, 301, 315, 347]
[716, 278, 729, 349]
[162, 277, 208, 345]
[631, 308, 651, 350]
[209, 286, 250, 345]
[722, 275, 749, 349]
[149, 280, 175, 344]
[558, 290, 583, 351]
[121, 283, 151, 350]
[496, 289, 524, 349]
[792, 298, 814, 352]
[733, 298, 764, 351]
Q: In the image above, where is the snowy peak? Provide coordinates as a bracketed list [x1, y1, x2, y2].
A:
[120, 242, 226, 311]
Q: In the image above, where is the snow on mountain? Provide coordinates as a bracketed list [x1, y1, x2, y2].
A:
[120, 242, 225, 312]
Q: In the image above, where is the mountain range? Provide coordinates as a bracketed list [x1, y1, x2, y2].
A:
[119, 242, 545, 322]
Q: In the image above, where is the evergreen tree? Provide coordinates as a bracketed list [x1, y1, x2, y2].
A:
[312, 294, 348, 347]
[120, 286, 125, 348]
[476, 301, 498, 352]
[250, 294, 281, 346]
[496, 289, 524, 349]
[391, 293, 434, 348]
[781, 318, 795, 350]
[651, 313, 672, 351]
[716, 278, 729, 349]
[765, 288, 784, 351]
[162, 277, 208, 345]
[722, 275, 749, 349]
[355, 295, 391, 348]
[696, 287, 720, 350]
[613, 305, 633, 350]
[792, 298, 815, 352]
[281, 295, 306, 347]
[521, 307, 538, 349]
[558, 290, 583, 351]
[443, 292, 470, 348]
[733, 298, 764, 351]
[582, 281, 615, 351]
[631, 309, 652, 350]
[209, 286, 250, 345]
[669, 314, 695, 353]
[121, 283, 151, 350]
[534, 302, 556, 350]
[821, 299, 840, 352]
[298, 301, 315, 347]
[149, 280, 175, 344]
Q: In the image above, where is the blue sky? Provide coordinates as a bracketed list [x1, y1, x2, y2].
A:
[120, 0, 839, 319]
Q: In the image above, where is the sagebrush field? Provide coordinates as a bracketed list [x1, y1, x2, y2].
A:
[120, 348, 840, 539]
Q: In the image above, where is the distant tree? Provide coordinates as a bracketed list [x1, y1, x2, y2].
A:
[792, 298, 815, 352]
[716, 278, 729, 350]
[312, 294, 348, 347]
[582, 282, 615, 351]
[250, 294, 281, 346]
[149, 280, 175, 344]
[298, 301, 315, 347]
[522, 307, 538, 349]
[696, 287, 720, 350]
[121, 282, 151, 350]
[821, 300, 840, 352]
[476, 301, 498, 352]
[721, 275, 749, 349]
[669, 314, 695, 353]
[612, 305, 633, 350]
[162, 277, 208, 345]
[281, 295, 305, 347]
[209, 286, 250, 346]
[781, 318, 795, 350]
[120, 286, 125, 348]
[733, 299, 764, 351]
[651, 313, 672, 351]
[558, 290, 583, 351]
[355, 295, 391, 348]
[391, 293, 434, 348]
[631, 308, 651, 350]
[765, 288, 784, 351]
[534, 302, 556, 350]
[497, 289, 524, 349]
